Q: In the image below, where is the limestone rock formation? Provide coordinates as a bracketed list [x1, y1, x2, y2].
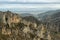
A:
[0, 11, 59, 40]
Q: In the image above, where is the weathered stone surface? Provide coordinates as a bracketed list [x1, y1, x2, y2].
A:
[0, 11, 60, 40]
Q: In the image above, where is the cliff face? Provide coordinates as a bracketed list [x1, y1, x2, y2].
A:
[0, 11, 59, 40]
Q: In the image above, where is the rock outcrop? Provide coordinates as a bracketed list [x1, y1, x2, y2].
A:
[0, 11, 59, 40]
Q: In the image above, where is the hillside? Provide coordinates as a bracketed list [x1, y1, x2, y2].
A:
[22, 16, 41, 25]
[0, 11, 60, 40]
[20, 13, 33, 17]
[37, 10, 60, 21]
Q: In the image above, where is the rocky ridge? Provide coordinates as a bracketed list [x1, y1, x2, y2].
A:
[0, 11, 59, 40]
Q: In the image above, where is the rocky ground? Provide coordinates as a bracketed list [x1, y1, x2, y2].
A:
[0, 11, 60, 40]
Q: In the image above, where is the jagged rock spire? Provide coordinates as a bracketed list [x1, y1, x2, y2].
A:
[47, 31, 51, 40]
[40, 24, 46, 38]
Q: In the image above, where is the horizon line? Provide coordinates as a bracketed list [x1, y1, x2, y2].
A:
[0, 2, 60, 4]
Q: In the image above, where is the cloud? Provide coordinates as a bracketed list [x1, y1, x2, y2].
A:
[0, 4, 60, 10]
[0, 0, 16, 2]
[0, 0, 60, 13]
[0, 4, 60, 13]
[15, 0, 60, 2]
[0, 0, 60, 2]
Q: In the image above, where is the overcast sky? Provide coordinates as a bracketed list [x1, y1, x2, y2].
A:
[0, 0, 60, 13]
[0, 0, 60, 2]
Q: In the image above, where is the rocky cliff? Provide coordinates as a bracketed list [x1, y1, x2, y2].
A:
[0, 11, 59, 40]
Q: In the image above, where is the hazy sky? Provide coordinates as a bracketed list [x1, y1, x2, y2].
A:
[0, 0, 60, 2]
[0, 0, 60, 13]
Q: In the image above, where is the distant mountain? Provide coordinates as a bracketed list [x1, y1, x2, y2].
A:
[20, 13, 33, 17]
[22, 16, 41, 25]
[37, 10, 60, 21]
[48, 12, 60, 23]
